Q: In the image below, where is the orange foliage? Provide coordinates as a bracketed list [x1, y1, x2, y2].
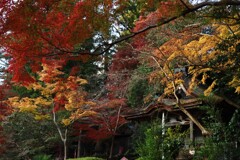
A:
[7, 61, 95, 125]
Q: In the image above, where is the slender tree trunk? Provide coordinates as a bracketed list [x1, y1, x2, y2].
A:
[162, 112, 165, 160]
[53, 111, 68, 160]
[109, 136, 115, 159]
[77, 130, 82, 158]
[109, 105, 122, 159]
[190, 120, 194, 142]
[63, 137, 67, 160]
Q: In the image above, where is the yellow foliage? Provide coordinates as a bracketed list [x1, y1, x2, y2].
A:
[164, 83, 174, 96]
[132, 18, 240, 106]
[34, 114, 51, 120]
[204, 80, 217, 96]
[7, 96, 20, 107]
[229, 77, 240, 94]
[163, 79, 184, 96]
[7, 63, 96, 125]
[40, 87, 54, 98]
[8, 97, 37, 112]
[235, 87, 240, 94]
[188, 68, 213, 92]
[143, 94, 153, 104]
[65, 104, 74, 111]
[175, 79, 184, 85]
[35, 97, 52, 106]
[201, 73, 208, 85]
[19, 104, 38, 112]
[62, 118, 71, 126]
[68, 76, 88, 85]
[85, 101, 96, 106]
[39, 64, 64, 82]
[69, 110, 96, 121]
[184, 35, 219, 64]
[215, 25, 233, 39]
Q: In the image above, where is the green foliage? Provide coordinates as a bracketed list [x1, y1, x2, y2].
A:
[209, 5, 240, 20]
[135, 120, 186, 160]
[115, 0, 158, 32]
[194, 106, 240, 160]
[132, 121, 151, 148]
[135, 122, 162, 160]
[33, 154, 52, 160]
[12, 85, 40, 98]
[127, 77, 150, 108]
[67, 157, 104, 160]
[127, 65, 162, 108]
[163, 126, 187, 159]
[63, 58, 105, 97]
[1, 112, 58, 160]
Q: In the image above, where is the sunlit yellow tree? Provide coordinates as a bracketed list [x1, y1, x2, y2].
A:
[140, 18, 240, 135]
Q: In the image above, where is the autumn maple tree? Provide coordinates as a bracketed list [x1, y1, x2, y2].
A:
[7, 60, 95, 160]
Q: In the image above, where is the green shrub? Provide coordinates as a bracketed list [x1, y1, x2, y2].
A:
[32, 154, 52, 160]
[194, 108, 240, 160]
[135, 120, 186, 160]
[127, 64, 163, 108]
[67, 157, 104, 160]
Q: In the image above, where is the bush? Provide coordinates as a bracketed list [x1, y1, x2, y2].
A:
[135, 120, 186, 160]
[67, 157, 104, 160]
[33, 154, 52, 160]
[126, 64, 164, 108]
[194, 108, 240, 160]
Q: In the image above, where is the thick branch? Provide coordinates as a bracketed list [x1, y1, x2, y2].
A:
[89, 0, 240, 55]
[180, 0, 191, 10]
[172, 81, 210, 135]
[41, 1, 240, 57]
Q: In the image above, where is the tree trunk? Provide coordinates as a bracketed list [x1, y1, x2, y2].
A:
[109, 105, 122, 159]
[109, 136, 115, 159]
[77, 130, 82, 158]
[63, 138, 67, 160]
[53, 111, 68, 160]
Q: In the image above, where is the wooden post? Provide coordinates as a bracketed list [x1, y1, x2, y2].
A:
[190, 120, 194, 143]
[162, 112, 165, 160]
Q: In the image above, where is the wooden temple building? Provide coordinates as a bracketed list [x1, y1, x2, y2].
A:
[122, 79, 238, 159]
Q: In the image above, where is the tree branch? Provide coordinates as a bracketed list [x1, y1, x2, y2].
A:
[38, 1, 240, 57]
[150, 53, 210, 135]
[88, 0, 240, 55]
